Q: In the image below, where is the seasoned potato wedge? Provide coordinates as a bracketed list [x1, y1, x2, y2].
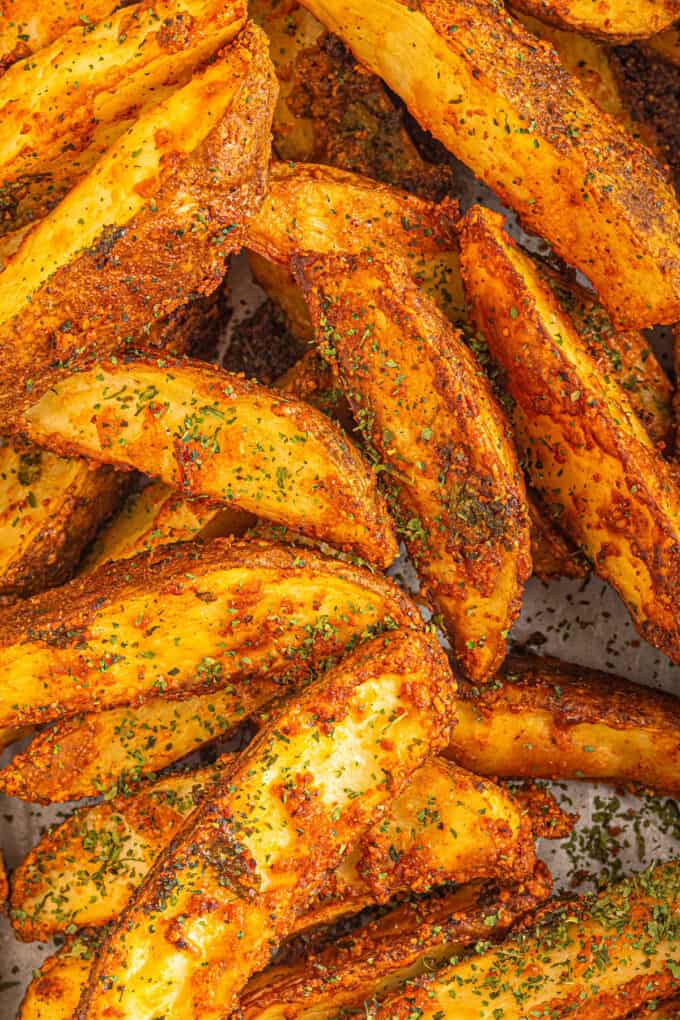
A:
[0, 0, 248, 231]
[510, 0, 680, 41]
[0, 1, 121, 73]
[17, 932, 105, 1020]
[370, 861, 680, 1019]
[459, 207, 680, 664]
[253, 0, 455, 200]
[631, 999, 680, 1020]
[0, 439, 125, 603]
[0, 538, 419, 729]
[298, 0, 680, 328]
[0, 24, 276, 420]
[448, 653, 680, 795]
[298, 253, 530, 680]
[77, 630, 454, 1020]
[10, 757, 533, 940]
[239, 871, 552, 1020]
[19, 354, 397, 565]
[0, 678, 279, 803]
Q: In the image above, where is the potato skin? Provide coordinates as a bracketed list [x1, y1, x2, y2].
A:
[10, 758, 533, 941]
[369, 862, 680, 1019]
[238, 870, 552, 1020]
[510, 0, 680, 42]
[77, 629, 454, 1020]
[447, 653, 680, 795]
[19, 353, 397, 566]
[0, 24, 276, 422]
[0, 538, 419, 728]
[459, 206, 680, 664]
[298, 253, 530, 680]
[299, 0, 680, 328]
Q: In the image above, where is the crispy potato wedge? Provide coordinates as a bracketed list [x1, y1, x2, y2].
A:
[0, 847, 7, 906]
[77, 629, 454, 1020]
[370, 860, 680, 1020]
[253, 0, 455, 200]
[297, 253, 530, 680]
[459, 206, 680, 664]
[0, 0, 248, 231]
[10, 757, 533, 940]
[298, 0, 680, 328]
[17, 930, 107, 1020]
[0, 1, 121, 73]
[0, 538, 419, 729]
[526, 490, 589, 580]
[632, 999, 680, 1020]
[510, 0, 680, 41]
[447, 653, 680, 795]
[0, 678, 279, 803]
[513, 10, 662, 151]
[19, 354, 397, 565]
[0, 439, 125, 603]
[646, 25, 680, 66]
[0, 24, 276, 420]
[239, 871, 552, 1020]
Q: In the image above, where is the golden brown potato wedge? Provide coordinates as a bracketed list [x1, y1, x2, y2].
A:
[526, 490, 589, 580]
[298, 0, 680, 328]
[510, 0, 680, 41]
[459, 206, 680, 664]
[10, 757, 533, 940]
[19, 353, 397, 565]
[77, 629, 454, 1020]
[0, 0, 248, 231]
[631, 999, 680, 1020]
[17, 930, 107, 1020]
[0, 439, 125, 603]
[646, 25, 680, 66]
[0, 678, 279, 803]
[448, 653, 680, 795]
[253, 0, 455, 200]
[238, 870, 552, 1020]
[369, 861, 680, 1019]
[0, 538, 419, 729]
[297, 253, 530, 681]
[0, 24, 276, 420]
[0, 1, 121, 73]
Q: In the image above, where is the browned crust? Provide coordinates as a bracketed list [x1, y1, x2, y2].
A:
[510, 0, 680, 42]
[0, 537, 421, 727]
[296, 252, 530, 680]
[0, 24, 276, 423]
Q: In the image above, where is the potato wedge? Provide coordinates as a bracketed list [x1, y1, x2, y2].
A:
[238, 870, 552, 1020]
[10, 757, 533, 940]
[298, 0, 680, 328]
[0, 0, 248, 231]
[297, 253, 530, 680]
[0, 24, 276, 420]
[632, 999, 680, 1020]
[0, 538, 419, 729]
[447, 653, 680, 795]
[0, 1, 121, 74]
[76, 629, 453, 1020]
[0, 678, 279, 803]
[459, 206, 680, 664]
[17, 930, 108, 1020]
[19, 353, 396, 565]
[510, 0, 680, 41]
[526, 490, 588, 580]
[369, 860, 680, 1019]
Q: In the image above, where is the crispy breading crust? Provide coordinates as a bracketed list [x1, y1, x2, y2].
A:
[19, 353, 397, 565]
[447, 653, 680, 794]
[0, 538, 419, 729]
[369, 862, 680, 1020]
[238, 870, 552, 1020]
[510, 0, 680, 41]
[0, 0, 248, 231]
[0, 24, 276, 422]
[10, 758, 534, 941]
[459, 206, 680, 664]
[297, 0, 680, 328]
[76, 629, 454, 1020]
[297, 253, 531, 680]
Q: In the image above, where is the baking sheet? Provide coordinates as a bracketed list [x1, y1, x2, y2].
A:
[1, 164, 678, 1016]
